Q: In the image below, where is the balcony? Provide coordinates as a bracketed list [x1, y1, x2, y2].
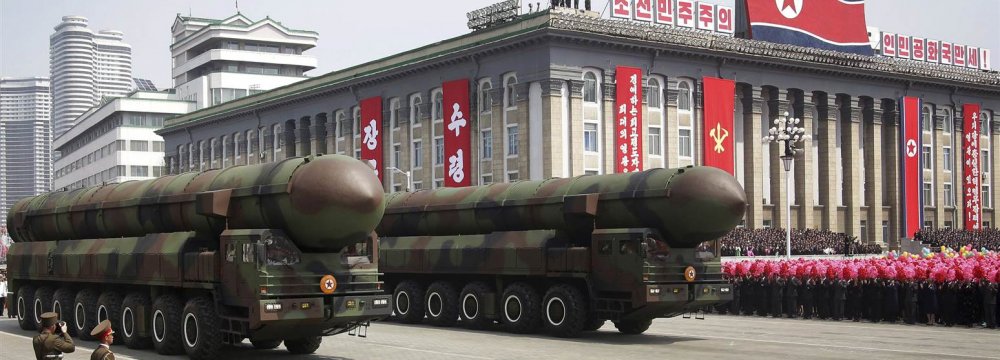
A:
[172, 49, 317, 78]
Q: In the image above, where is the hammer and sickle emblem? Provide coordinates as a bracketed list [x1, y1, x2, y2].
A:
[709, 123, 729, 153]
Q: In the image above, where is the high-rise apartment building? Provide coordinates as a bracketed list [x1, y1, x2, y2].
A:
[170, 13, 318, 110]
[50, 16, 133, 138]
[0, 77, 52, 222]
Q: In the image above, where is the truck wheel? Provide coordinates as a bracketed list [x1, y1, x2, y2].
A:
[16, 285, 37, 330]
[182, 296, 222, 360]
[459, 281, 494, 330]
[73, 288, 99, 340]
[501, 282, 541, 334]
[151, 294, 184, 355]
[121, 292, 152, 349]
[542, 284, 587, 338]
[250, 339, 283, 350]
[425, 281, 459, 327]
[393, 281, 425, 324]
[52, 287, 77, 337]
[32, 286, 55, 329]
[614, 318, 653, 335]
[285, 336, 322, 354]
[583, 318, 606, 331]
[97, 291, 124, 344]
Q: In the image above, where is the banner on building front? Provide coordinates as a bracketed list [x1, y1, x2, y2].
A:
[963, 103, 982, 230]
[900, 96, 923, 239]
[443, 79, 471, 187]
[744, 0, 874, 56]
[702, 77, 735, 176]
[615, 66, 643, 173]
[360, 96, 383, 182]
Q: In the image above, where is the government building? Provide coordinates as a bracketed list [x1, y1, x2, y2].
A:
[157, 7, 1000, 247]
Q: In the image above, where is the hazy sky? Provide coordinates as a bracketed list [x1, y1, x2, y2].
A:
[2, 0, 997, 87]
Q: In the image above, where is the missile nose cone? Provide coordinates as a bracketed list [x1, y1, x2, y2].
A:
[289, 156, 385, 215]
[668, 167, 747, 243]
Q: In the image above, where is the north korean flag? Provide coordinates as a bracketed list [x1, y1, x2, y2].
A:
[745, 0, 874, 56]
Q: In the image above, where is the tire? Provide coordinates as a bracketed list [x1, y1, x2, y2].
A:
[583, 318, 606, 331]
[73, 288, 99, 340]
[614, 318, 653, 335]
[33, 286, 55, 330]
[393, 281, 425, 324]
[151, 294, 184, 355]
[181, 296, 222, 360]
[52, 288, 77, 337]
[284, 336, 322, 354]
[16, 285, 37, 330]
[121, 292, 152, 349]
[459, 281, 495, 330]
[251, 339, 283, 350]
[501, 282, 542, 334]
[97, 291, 124, 344]
[425, 281, 459, 327]
[542, 284, 587, 338]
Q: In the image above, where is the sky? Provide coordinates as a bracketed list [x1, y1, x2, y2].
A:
[1, 0, 998, 88]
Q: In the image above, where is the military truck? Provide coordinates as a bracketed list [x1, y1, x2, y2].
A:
[5, 155, 392, 359]
[377, 166, 746, 337]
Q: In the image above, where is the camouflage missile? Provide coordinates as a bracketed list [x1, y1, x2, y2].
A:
[376, 166, 747, 248]
[7, 154, 385, 251]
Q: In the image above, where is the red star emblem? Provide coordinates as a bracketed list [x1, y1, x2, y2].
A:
[781, 0, 797, 12]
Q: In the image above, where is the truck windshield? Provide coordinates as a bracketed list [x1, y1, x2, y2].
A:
[695, 240, 719, 261]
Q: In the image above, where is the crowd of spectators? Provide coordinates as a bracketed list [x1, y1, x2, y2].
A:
[915, 228, 1000, 252]
[720, 228, 882, 256]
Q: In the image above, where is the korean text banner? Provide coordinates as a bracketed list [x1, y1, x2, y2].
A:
[900, 96, 922, 238]
[963, 103, 982, 230]
[702, 77, 736, 175]
[443, 79, 471, 187]
[360, 96, 383, 182]
[615, 66, 644, 173]
[744, 0, 874, 55]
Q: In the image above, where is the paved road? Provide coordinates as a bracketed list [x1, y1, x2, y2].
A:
[0, 315, 997, 360]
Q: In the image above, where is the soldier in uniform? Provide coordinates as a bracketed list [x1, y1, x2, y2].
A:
[32, 312, 75, 360]
[90, 320, 116, 360]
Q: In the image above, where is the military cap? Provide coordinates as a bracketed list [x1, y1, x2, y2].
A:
[40, 312, 59, 327]
[90, 320, 114, 337]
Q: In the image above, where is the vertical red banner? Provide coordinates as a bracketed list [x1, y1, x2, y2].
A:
[963, 103, 982, 230]
[615, 66, 643, 173]
[360, 96, 383, 183]
[443, 79, 471, 187]
[702, 77, 735, 175]
[900, 96, 923, 239]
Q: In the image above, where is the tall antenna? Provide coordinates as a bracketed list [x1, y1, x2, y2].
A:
[235, 0, 240, 14]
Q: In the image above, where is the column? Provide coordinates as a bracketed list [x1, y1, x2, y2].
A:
[768, 88, 790, 230]
[741, 85, 764, 228]
[816, 92, 839, 231]
[866, 100, 885, 246]
[882, 100, 900, 247]
[992, 120, 1000, 226]
[934, 109, 947, 227]
[792, 90, 814, 229]
[841, 95, 863, 239]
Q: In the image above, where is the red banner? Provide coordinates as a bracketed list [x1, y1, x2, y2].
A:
[360, 96, 383, 183]
[963, 104, 982, 230]
[702, 77, 735, 175]
[615, 66, 643, 173]
[443, 79, 471, 187]
[900, 96, 922, 239]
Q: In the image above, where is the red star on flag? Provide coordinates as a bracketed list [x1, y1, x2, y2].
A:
[781, 0, 797, 12]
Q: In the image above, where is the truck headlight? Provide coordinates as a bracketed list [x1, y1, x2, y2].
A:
[721, 287, 731, 293]
[265, 303, 283, 312]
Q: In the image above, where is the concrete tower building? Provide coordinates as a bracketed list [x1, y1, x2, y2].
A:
[0, 77, 52, 221]
[170, 13, 318, 110]
[49, 16, 133, 138]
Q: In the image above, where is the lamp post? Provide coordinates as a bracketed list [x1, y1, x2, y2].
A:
[386, 167, 413, 192]
[763, 112, 809, 259]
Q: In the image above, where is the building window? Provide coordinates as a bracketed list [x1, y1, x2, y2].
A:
[393, 144, 401, 167]
[679, 128, 693, 158]
[432, 90, 443, 121]
[762, 220, 772, 229]
[410, 94, 422, 126]
[503, 74, 517, 109]
[434, 137, 444, 165]
[649, 127, 662, 156]
[481, 130, 492, 160]
[984, 150, 992, 173]
[413, 181, 423, 190]
[130, 140, 148, 151]
[507, 125, 519, 156]
[481, 174, 493, 184]
[923, 221, 933, 230]
[130, 165, 148, 177]
[353, 107, 361, 138]
[336, 111, 348, 138]
[584, 123, 598, 152]
[943, 147, 952, 171]
[390, 98, 401, 129]
[583, 72, 598, 103]
[984, 184, 993, 209]
[677, 81, 692, 111]
[434, 179, 444, 189]
[479, 81, 493, 114]
[982, 111, 991, 137]
[507, 171, 519, 182]
[942, 109, 953, 133]
[923, 182, 933, 206]
[944, 183, 954, 207]
[647, 78, 661, 108]
[412, 140, 423, 168]
[921, 106, 932, 132]
[860, 220, 867, 242]
[922, 146, 932, 170]
[882, 221, 889, 243]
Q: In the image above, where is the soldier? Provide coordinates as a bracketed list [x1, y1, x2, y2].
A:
[832, 279, 847, 321]
[903, 281, 919, 324]
[32, 312, 75, 360]
[982, 280, 997, 329]
[785, 277, 799, 318]
[89, 320, 116, 360]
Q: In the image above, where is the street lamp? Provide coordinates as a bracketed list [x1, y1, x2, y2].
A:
[762, 111, 810, 259]
[386, 167, 413, 192]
